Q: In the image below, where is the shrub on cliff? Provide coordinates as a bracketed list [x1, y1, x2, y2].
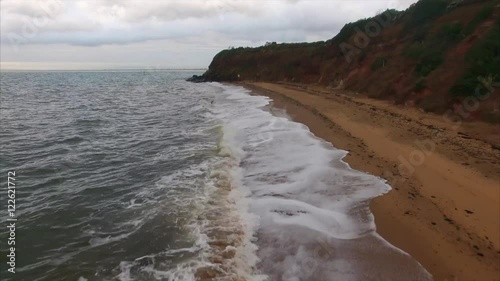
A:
[332, 18, 373, 44]
[414, 77, 427, 92]
[450, 18, 500, 96]
[414, 51, 444, 77]
[402, 42, 427, 59]
[463, 4, 495, 35]
[440, 21, 464, 43]
[331, 9, 399, 44]
[403, 0, 448, 31]
[371, 56, 388, 71]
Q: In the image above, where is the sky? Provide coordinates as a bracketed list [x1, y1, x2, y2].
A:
[0, 0, 418, 70]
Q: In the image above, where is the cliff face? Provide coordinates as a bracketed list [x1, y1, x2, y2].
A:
[204, 0, 500, 122]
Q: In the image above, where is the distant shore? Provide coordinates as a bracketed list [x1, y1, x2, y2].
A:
[240, 81, 500, 281]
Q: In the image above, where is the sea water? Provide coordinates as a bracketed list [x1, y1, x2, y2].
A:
[0, 71, 431, 280]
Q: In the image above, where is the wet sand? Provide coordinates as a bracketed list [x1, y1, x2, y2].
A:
[240, 82, 500, 281]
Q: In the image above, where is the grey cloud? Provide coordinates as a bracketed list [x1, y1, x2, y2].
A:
[83, 0, 264, 23]
[1, 0, 416, 47]
[1, 0, 65, 18]
[0, 0, 420, 70]
[2, 16, 100, 34]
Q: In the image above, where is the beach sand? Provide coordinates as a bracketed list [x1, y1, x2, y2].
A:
[240, 82, 500, 281]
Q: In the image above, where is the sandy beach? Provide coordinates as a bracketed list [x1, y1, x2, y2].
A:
[241, 82, 500, 281]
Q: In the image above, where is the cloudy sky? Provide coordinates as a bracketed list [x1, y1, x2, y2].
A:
[0, 0, 417, 70]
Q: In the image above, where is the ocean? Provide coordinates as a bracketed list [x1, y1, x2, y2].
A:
[0, 71, 431, 281]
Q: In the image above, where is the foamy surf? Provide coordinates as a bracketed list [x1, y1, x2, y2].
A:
[105, 81, 431, 281]
[1, 71, 432, 280]
[206, 83, 432, 281]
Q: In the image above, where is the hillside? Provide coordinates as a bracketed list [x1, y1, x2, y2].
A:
[203, 0, 500, 123]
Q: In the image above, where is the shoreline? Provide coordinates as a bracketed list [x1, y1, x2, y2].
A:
[239, 81, 500, 281]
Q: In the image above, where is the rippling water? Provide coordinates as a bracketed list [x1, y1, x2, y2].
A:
[0, 71, 431, 281]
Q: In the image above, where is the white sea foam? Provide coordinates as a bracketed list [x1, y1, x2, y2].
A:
[209, 83, 432, 281]
[114, 82, 431, 281]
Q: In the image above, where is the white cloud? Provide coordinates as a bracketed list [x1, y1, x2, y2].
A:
[0, 0, 418, 69]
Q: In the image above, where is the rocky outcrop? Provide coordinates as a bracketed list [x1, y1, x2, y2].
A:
[186, 75, 208, 83]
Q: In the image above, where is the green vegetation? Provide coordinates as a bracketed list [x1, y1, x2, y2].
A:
[403, 0, 448, 31]
[463, 4, 495, 35]
[371, 56, 388, 71]
[237, 61, 256, 74]
[331, 9, 400, 44]
[205, 0, 499, 121]
[402, 42, 427, 59]
[405, 17, 469, 76]
[414, 51, 444, 77]
[284, 63, 295, 77]
[218, 41, 325, 56]
[358, 49, 368, 62]
[450, 19, 500, 96]
[414, 77, 427, 92]
[333, 18, 371, 44]
[440, 21, 464, 42]
[402, 1, 473, 77]
[413, 25, 430, 42]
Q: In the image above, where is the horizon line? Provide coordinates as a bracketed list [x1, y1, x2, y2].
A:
[0, 68, 208, 72]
